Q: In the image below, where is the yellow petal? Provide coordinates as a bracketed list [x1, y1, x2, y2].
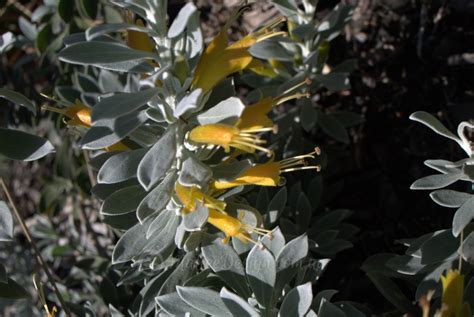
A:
[237, 97, 274, 130]
[192, 34, 256, 93]
[189, 124, 238, 152]
[127, 20, 155, 52]
[441, 270, 464, 317]
[65, 99, 92, 127]
[213, 161, 280, 189]
[247, 59, 278, 78]
[105, 141, 129, 152]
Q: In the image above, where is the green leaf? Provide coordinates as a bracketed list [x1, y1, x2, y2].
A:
[300, 100, 318, 131]
[100, 185, 146, 216]
[58, 42, 157, 65]
[92, 88, 159, 122]
[202, 239, 251, 298]
[275, 234, 308, 292]
[156, 292, 206, 316]
[366, 272, 415, 314]
[314, 73, 350, 91]
[183, 204, 208, 231]
[179, 155, 212, 187]
[112, 220, 149, 264]
[173, 89, 203, 118]
[168, 3, 198, 38]
[81, 111, 148, 150]
[137, 172, 176, 222]
[79, 0, 98, 19]
[196, 97, 245, 126]
[0, 201, 13, 242]
[0, 263, 6, 283]
[410, 111, 460, 142]
[138, 126, 177, 191]
[430, 190, 472, 208]
[36, 24, 52, 54]
[410, 172, 462, 190]
[462, 232, 474, 265]
[158, 252, 198, 295]
[317, 111, 349, 143]
[318, 299, 346, 317]
[249, 40, 294, 62]
[261, 227, 285, 257]
[86, 23, 156, 40]
[176, 286, 232, 316]
[58, 0, 74, 22]
[279, 282, 313, 317]
[220, 287, 259, 317]
[0, 128, 54, 161]
[453, 197, 474, 237]
[211, 159, 253, 182]
[0, 278, 29, 299]
[246, 244, 276, 308]
[0, 88, 36, 114]
[265, 187, 287, 226]
[98, 148, 148, 184]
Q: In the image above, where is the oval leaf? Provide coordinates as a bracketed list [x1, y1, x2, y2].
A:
[0, 128, 54, 161]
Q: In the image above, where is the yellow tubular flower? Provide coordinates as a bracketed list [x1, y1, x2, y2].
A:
[126, 19, 155, 52]
[192, 15, 287, 93]
[42, 98, 92, 128]
[237, 79, 311, 131]
[175, 182, 226, 214]
[42, 97, 129, 152]
[207, 208, 272, 244]
[440, 269, 471, 317]
[247, 59, 278, 78]
[188, 123, 274, 156]
[212, 148, 321, 189]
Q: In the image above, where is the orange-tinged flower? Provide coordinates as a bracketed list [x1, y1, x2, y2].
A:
[212, 148, 321, 189]
[207, 208, 272, 244]
[192, 14, 287, 93]
[440, 270, 471, 317]
[126, 19, 155, 53]
[42, 97, 129, 152]
[188, 123, 274, 156]
[42, 98, 92, 128]
[175, 182, 226, 214]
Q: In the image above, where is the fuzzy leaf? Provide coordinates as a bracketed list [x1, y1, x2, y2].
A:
[177, 286, 232, 316]
[410, 172, 462, 190]
[246, 244, 276, 308]
[58, 42, 157, 65]
[430, 190, 472, 208]
[137, 172, 176, 222]
[138, 126, 177, 190]
[0, 128, 54, 161]
[202, 239, 251, 298]
[279, 282, 313, 317]
[98, 148, 148, 184]
[220, 288, 259, 317]
[92, 88, 159, 122]
[0, 88, 36, 114]
[453, 197, 474, 237]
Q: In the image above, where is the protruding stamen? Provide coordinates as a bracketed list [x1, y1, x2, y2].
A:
[281, 79, 311, 96]
[276, 92, 310, 105]
[41, 104, 67, 115]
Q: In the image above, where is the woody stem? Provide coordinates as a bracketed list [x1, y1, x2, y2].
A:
[0, 178, 71, 316]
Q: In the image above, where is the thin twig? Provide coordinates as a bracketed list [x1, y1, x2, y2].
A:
[0, 178, 71, 316]
[458, 229, 464, 271]
[81, 150, 108, 258]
